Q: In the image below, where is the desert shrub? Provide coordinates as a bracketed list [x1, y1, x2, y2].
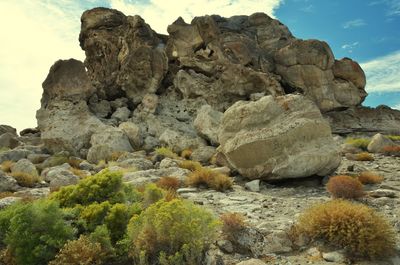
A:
[179, 160, 202, 171]
[67, 157, 83, 168]
[4, 200, 74, 265]
[382, 145, 400, 157]
[355, 152, 374, 161]
[345, 138, 371, 151]
[79, 201, 112, 232]
[295, 200, 396, 259]
[326, 175, 364, 199]
[142, 183, 165, 207]
[0, 160, 14, 172]
[156, 176, 181, 191]
[70, 167, 88, 178]
[105, 203, 134, 243]
[51, 170, 126, 207]
[387, 135, 400, 141]
[186, 168, 233, 192]
[180, 149, 193, 159]
[10, 171, 41, 187]
[48, 235, 104, 265]
[220, 212, 247, 241]
[357, 171, 384, 184]
[155, 147, 179, 159]
[127, 199, 220, 265]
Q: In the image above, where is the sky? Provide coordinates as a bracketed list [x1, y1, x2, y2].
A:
[0, 0, 399, 132]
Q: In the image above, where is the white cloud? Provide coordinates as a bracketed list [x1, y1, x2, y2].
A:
[300, 4, 314, 13]
[361, 50, 400, 93]
[0, 0, 283, 132]
[341, 41, 359, 53]
[342, 18, 366, 29]
[394, 103, 400, 110]
[369, 0, 400, 16]
[110, 0, 283, 34]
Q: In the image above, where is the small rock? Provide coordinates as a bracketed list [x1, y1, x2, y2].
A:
[369, 189, 397, 198]
[79, 160, 95, 171]
[191, 146, 216, 164]
[159, 158, 179, 168]
[177, 187, 198, 194]
[11, 158, 39, 177]
[245, 180, 260, 192]
[0, 170, 20, 192]
[111, 107, 131, 122]
[217, 240, 234, 253]
[119, 158, 153, 170]
[367, 133, 394, 153]
[0, 196, 22, 209]
[27, 153, 50, 164]
[236, 259, 266, 265]
[0, 132, 20, 149]
[14, 187, 50, 199]
[322, 250, 346, 263]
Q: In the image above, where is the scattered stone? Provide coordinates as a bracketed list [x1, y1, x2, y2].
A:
[0, 170, 20, 192]
[111, 107, 131, 122]
[217, 240, 234, 253]
[0, 149, 32, 163]
[191, 146, 216, 164]
[118, 158, 153, 170]
[27, 153, 50, 164]
[177, 188, 198, 194]
[0, 197, 22, 209]
[119, 122, 143, 149]
[14, 187, 50, 199]
[245, 180, 260, 192]
[322, 250, 346, 263]
[11, 159, 39, 177]
[369, 189, 397, 198]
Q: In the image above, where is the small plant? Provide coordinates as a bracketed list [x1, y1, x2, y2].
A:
[127, 199, 220, 265]
[70, 167, 88, 178]
[142, 183, 165, 207]
[220, 212, 247, 241]
[48, 235, 104, 265]
[326, 175, 364, 199]
[382, 145, 400, 157]
[294, 200, 396, 259]
[155, 147, 179, 159]
[179, 160, 202, 171]
[357, 171, 384, 184]
[345, 138, 371, 151]
[10, 172, 41, 187]
[1, 160, 14, 172]
[156, 176, 181, 191]
[355, 152, 374, 161]
[181, 149, 193, 159]
[67, 157, 83, 168]
[186, 168, 233, 192]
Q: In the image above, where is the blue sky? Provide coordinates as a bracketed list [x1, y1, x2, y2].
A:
[0, 0, 399, 131]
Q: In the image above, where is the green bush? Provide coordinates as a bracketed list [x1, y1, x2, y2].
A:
[4, 200, 75, 265]
[0, 202, 27, 246]
[295, 200, 396, 259]
[127, 199, 220, 265]
[79, 201, 112, 232]
[345, 138, 371, 151]
[105, 203, 135, 243]
[387, 135, 400, 141]
[51, 170, 126, 207]
[142, 183, 165, 207]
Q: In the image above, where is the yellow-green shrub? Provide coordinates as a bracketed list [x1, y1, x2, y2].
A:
[387, 135, 400, 141]
[294, 200, 396, 259]
[0, 160, 14, 173]
[48, 235, 104, 265]
[79, 201, 112, 232]
[155, 147, 179, 159]
[127, 199, 220, 265]
[326, 175, 364, 199]
[10, 172, 41, 187]
[51, 170, 127, 207]
[178, 160, 202, 171]
[142, 183, 165, 207]
[345, 138, 371, 151]
[186, 168, 233, 192]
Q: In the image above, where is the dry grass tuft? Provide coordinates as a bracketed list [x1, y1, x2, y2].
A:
[109, 151, 126, 162]
[156, 176, 181, 191]
[10, 172, 41, 188]
[186, 168, 233, 192]
[326, 175, 364, 199]
[180, 149, 193, 159]
[355, 152, 374, 161]
[70, 168, 88, 179]
[178, 160, 202, 172]
[294, 200, 396, 259]
[155, 147, 179, 159]
[220, 212, 247, 240]
[1, 160, 14, 173]
[357, 171, 384, 184]
[67, 158, 82, 168]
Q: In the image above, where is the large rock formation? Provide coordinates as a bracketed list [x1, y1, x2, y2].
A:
[218, 95, 341, 180]
[35, 7, 400, 179]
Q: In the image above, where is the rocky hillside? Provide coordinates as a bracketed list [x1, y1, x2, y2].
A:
[1, 7, 400, 265]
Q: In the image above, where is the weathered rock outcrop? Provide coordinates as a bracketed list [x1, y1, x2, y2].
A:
[218, 95, 341, 180]
[35, 7, 400, 175]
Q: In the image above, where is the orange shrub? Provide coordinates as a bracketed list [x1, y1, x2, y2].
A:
[326, 175, 364, 199]
[186, 168, 233, 192]
[355, 152, 374, 161]
[180, 149, 193, 159]
[220, 212, 247, 238]
[357, 171, 384, 184]
[1, 160, 14, 173]
[156, 176, 181, 191]
[382, 145, 400, 157]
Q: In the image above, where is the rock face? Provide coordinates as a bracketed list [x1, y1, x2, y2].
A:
[218, 95, 341, 180]
[367, 133, 394, 153]
[35, 7, 400, 170]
